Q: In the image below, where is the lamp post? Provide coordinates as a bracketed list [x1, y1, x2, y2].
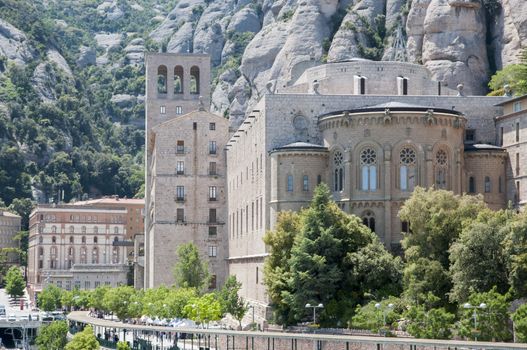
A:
[305, 303, 323, 325]
[375, 302, 394, 335]
[463, 302, 487, 341]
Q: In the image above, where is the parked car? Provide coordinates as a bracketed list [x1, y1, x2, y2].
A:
[7, 315, 16, 322]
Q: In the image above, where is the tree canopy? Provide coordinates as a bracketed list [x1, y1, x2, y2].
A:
[173, 242, 210, 291]
[5, 266, 25, 299]
[35, 321, 68, 350]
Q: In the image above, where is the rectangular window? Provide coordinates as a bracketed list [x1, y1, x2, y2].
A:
[209, 122, 216, 130]
[517, 153, 520, 176]
[303, 175, 309, 191]
[208, 246, 217, 257]
[516, 122, 520, 143]
[401, 221, 409, 233]
[94, 281, 100, 288]
[176, 106, 182, 115]
[176, 140, 184, 154]
[84, 281, 90, 289]
[500, 127, 504, 146]
[209, 141, 217, 155]
[209, 186, 217, 201]
[514, 101, 522, 113]
[251, 202, 255, 231]
[75, 281, 81, 290]
[256, 199, 259, 230]
[209, 208, 217, 223]
[176, 208, 185, 222]
[176, 186, 185, 201]
[400, 166, 408, 191]
[287, 175, 293, 192]
[469, 176, 476, 193]
[176, 161, 184, 175]
[517, 181, 521, 203]
[209, 162, 217, 175]
[499, 176, 503, 193]
[160, 105, 166, 114]
[208, 226, 217, 237]
[465, 129, 476, 143]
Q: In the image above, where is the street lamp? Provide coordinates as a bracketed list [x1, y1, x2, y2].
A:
[375, 303, 394, 329]
[305, 303, 323, 325]
[463, 302, 487, 341]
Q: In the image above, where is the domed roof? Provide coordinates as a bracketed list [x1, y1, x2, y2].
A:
[271, 142, 328, 153]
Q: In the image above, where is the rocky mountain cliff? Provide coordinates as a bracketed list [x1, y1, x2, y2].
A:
[0, 0, 525, 204]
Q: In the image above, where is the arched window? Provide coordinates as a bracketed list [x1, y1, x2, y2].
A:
[190, 66, 200, 94]
[67, 247, 75, 269]
[81, 236, 86, 244]
[114, 236, 119, 243]
[362, 211, 376, 232]
[434, 149, 449, 189]
[51, 226, 57, 234]
[112, 247, 119, 264]
[80, 247, 87, 264]
[333, 151, 344, 192]
[92, 247, 99, 264]
[69, 226, 74, 234]
[114, 227, 119, 234]
[174, 66, 183, 94]
[38, 247, 44, 256]
[52, 236, 56, 244]
[69, 236, 74, 244]
[94, 226, 98, 234]
[485, 176, 491, 193]
[360, 148, 377, 191]
[157, 65, 167, 93]
[81, 226, 86, 234]
[400, 147, 416, 191]
[94, 236, 98, 244]
[469, 176, 476, 193]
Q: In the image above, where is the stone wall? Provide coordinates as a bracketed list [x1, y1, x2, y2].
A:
[147, 110, 229, 288]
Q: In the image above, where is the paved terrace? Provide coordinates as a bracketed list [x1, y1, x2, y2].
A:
[68, 311, 527, 350]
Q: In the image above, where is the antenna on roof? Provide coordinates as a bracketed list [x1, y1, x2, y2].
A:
[390, 25, 408, 62]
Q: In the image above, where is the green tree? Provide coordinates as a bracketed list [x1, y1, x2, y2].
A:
[5, 266, 25, 299]
[457, 287, 511, 342]
[184, 293, 222, 327]
[35, 321, 68, 350]
[449, 209, 510, 302]
[399, 188, 486, 305]
[512, 303, 527, 343]
[488, 51, 527, 96]
[102, 286, 139, 320]
[351, 298, 403, 333]
[65, 325, 99, 350]
[173, 243, 210, 291]
[287, 184, 387, 326]
[404, 304, 455, 339]
[164, 287, 197, 319]
[142, 285, 170, 318]
[263, 211, 301, 325]
[217, 275, 248, 328]
[38, 284, 63, 311]
[117, 341, 131, 350]
[8, 198, 34, 230]
[88, 285, 110, 312]
[502, 211, 527, 298]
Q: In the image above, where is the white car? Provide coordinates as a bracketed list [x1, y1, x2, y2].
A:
[7, 315, 16, 322]
[18, 315, 29, 322]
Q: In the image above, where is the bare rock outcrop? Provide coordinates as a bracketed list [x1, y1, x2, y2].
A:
[328, 0, 386, 62]
[491, 0, 527, 68]
[0, 19, 34, 65]
[32, 50, 74, 102]
[407, 0, 489, 95]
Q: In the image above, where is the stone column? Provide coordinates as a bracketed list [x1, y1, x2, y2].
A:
[383, 144, 392, 246]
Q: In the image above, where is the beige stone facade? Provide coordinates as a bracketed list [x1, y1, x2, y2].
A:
[496, 95, 527, 209]
[27, 205, 129, 294]
[145, 53, 228, 289]
[0, 210, 21, 264]
[226, 60, 510, 323]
